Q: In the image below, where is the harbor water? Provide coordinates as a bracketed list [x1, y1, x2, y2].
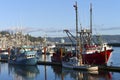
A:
[0, 47, 120, 80]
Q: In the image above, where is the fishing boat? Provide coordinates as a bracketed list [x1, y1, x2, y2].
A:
[78, 3, 113, 65]
[8, 46, 38, 65]
[62, 56, 98, 71]
[51, 47, 66, 62]
[82, 42, 113, 65]
[65, 2, 113, 65]
[52, 2, 113, 66]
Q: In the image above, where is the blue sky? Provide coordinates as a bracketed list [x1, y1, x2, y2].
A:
[0, 0, 120, 37]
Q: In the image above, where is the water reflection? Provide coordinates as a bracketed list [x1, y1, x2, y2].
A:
[1, 47, 120, 80]
[51, 66, 112, 80]
[8, 65, 39, 80]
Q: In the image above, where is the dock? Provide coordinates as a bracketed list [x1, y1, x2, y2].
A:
[37, 61, 61, 66]
[98, 65, 120, 72]
[0, 59, 120, 72]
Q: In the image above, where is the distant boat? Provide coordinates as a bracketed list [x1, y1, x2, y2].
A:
[8, 46, 38, 65]
[51, 47, 62, 62]
[0, 48, 10, 60]
[51, 47, 71, 63]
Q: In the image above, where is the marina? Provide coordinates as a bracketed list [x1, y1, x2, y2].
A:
[0, 1, 118, 74]
[0, 0, 120, 80]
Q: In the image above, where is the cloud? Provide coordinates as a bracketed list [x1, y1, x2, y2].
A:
[99, 27, 120, 31]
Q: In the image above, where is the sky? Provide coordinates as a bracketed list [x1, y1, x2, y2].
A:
[0, 0, 120, 37]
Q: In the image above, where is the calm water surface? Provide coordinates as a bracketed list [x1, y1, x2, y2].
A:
[0, 47, 120, 80]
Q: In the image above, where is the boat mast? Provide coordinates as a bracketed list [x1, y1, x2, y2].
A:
[73, 2, 79, 54]
[90, 3, 92, 34]
[74, 2, 83, 65]
[89, 3, 92, 46]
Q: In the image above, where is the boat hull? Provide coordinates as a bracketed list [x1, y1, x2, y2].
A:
[0, 54, 9, 60]
[51, 56, 62, 62]
[9, 58, 37, 65]
[0, 51, 9, 60]
[82, 50, 113, 65]
[51, 49, 113, 65]
[62, 61, 74, 69]
[62, 61, 98, 71]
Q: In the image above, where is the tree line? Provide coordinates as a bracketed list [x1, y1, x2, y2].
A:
[0, 31, 44, 43]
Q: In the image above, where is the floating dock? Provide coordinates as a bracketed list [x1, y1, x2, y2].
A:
[98, 65, 120, 72]
[37, 61, 61, 66]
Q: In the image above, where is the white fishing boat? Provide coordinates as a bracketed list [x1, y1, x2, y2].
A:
[62, 56, 98, 71]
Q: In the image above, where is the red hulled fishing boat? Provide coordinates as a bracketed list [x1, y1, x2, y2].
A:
[51, 2, 113, 65]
